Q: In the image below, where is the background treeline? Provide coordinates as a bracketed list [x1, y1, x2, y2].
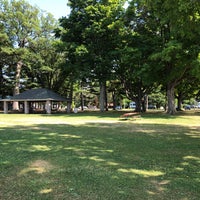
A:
[0, 0, 200, 114]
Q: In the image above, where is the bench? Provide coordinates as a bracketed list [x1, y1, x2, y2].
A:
[120, 112, 141, 120]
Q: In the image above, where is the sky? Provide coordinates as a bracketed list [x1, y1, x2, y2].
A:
[27, 0, 70, 19]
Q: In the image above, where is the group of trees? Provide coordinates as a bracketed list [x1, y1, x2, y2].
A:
[0, 0, 68, 109]
[1, 0, 200, 114]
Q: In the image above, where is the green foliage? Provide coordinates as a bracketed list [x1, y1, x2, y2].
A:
[0, 0, 67, 95]
[148, 88, 166, 108]
[1, 0, 41, 47]
[59, 0, 126, 111]
[124, 0, 200, 114]
[0, 0, 200, 113]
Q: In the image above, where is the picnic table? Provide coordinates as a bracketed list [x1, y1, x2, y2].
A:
[120, 112, 141, 120]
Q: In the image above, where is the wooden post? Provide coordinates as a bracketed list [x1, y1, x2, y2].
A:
[24, 101, 29, 114]
[3, 101, 8, 114]
[46, 100, 51, 114]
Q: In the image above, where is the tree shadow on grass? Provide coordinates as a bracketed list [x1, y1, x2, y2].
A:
[0, 122, 200, 200]
[35, 110, 200, 124]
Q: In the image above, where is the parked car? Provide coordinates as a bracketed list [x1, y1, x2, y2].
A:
[148, 105, 156, 109]
[184, 105, 191, 110]
[129, 102, 136, 109]
[190, 105, 197, 109]
[78, 106, 88, 110]
[115, 106, 122, 110]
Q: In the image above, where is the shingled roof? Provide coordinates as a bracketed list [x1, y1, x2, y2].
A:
[7, 88, 67, 101]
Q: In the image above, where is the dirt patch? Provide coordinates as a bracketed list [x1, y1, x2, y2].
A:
[19, 159, 55, 175]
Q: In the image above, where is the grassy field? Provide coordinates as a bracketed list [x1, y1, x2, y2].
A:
[0, 111, 200, 200]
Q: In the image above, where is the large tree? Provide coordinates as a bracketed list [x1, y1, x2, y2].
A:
[145, 0, 200, 114]
[116, 1, 159, 112]
[0, 22, 14, 98]
[0, 0, 64, 107]
[122, 0, 200, 114]
[0, 0, 41, 109]
[58, 0, 126, 111]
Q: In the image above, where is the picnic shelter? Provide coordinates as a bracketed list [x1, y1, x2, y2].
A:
[0, 88, 68, 114]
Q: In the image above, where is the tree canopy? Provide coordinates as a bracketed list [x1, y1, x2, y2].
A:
[0, 0, 200, 114]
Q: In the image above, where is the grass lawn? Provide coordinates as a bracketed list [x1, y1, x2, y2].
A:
[0, 111, 200, 200]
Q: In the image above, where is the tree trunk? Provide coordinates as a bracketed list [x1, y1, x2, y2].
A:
[13, 61, 23, 110]
[80, 92, 84, 111]
[99, 80, 106, 112]
[135, 97, 142, 112]
[105, 84, 108, 111]
[176, 93, 183, 111]
[135, 84, 143, 113]
[0, 66, 3, 98]
[112, 91, 116, 110]
[145, 95, 148, 112]
[67, 81, 73, 113]
[141, 99, 146, 112]
[167, 83, 176, 114]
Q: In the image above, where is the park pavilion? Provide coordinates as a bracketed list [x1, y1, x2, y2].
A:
[0, 88, 68, 114]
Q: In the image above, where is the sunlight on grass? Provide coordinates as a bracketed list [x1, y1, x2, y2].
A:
[139, 113, 200, 126]
[2, 142, 9, 145]
[19, 160, 54, 175]
[64, 147, 83, 152]
[99, 149, 113, 153]
[28, 145, 51, 152]
[89, 156, 106, 162]
[19, 166, 46, 175]
[118, 168, 165, 177]
[79, 156, 120, 166]
[38, 136, 49, 140]
[59, 134, 81, 138]
[184, 156, 200, 161]
[0, 112, 200, 199]
[47, 133, 58, 136]
[185, 132, 200, 138]
[39, 188, 52, 194]
[181, 162, 189, 166]
[175, 167, 184, 171]
[106, 161, 120, 166]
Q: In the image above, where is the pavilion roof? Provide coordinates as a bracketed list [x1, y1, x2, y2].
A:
[1, 88, 68, 102]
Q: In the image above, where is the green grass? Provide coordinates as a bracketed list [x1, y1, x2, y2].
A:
[0, 111, 200, 200]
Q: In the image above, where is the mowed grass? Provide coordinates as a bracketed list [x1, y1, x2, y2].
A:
[0, 111, 200, 200]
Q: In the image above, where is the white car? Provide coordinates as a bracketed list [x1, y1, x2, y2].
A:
[129, 102, 136, 109]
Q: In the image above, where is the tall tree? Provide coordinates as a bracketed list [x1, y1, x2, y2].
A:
[0, 22, 14, 98]
[1, 0, 41, 109]
[58, 0, 126, 111]
[0, 0, 63, 108]
[116, 1, 159, 112]
[123, 0, 200, 114]
[145, 0, 200, 114]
